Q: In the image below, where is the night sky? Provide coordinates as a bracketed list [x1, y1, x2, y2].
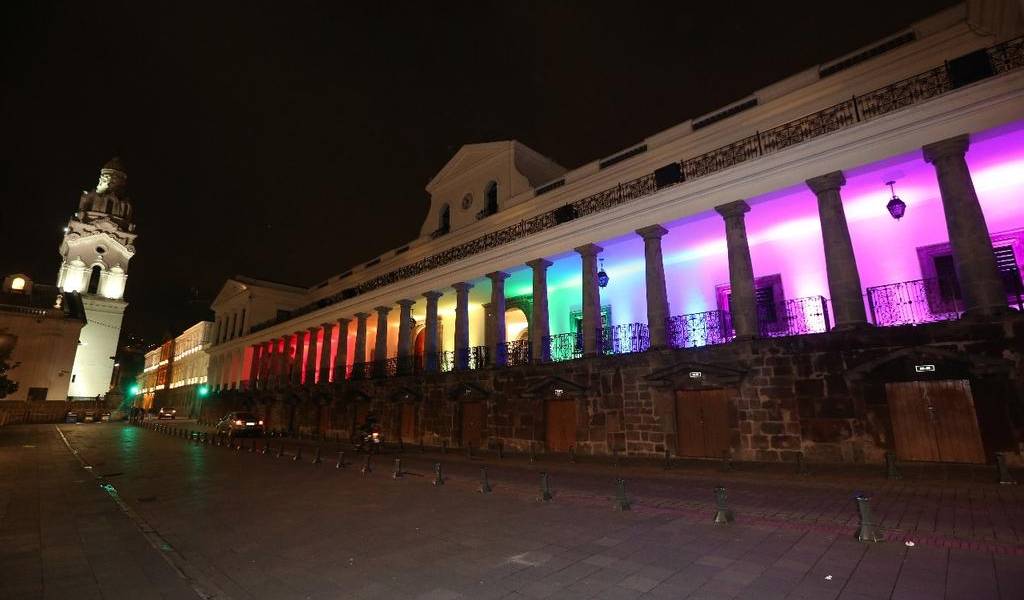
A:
[1, 0, 958, 344]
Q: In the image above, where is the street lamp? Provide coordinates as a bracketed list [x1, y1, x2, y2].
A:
[597, 258, 609, 288]
[885, 180, 906, 220]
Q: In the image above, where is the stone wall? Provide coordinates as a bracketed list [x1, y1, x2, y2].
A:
[201, 316, 1024, 465]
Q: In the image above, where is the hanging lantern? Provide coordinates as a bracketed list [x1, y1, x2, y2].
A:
[885, 180, 906, 220]
[597, 258, 610, 288]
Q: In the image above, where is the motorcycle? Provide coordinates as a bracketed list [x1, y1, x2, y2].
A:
[353, 425, 383, 453]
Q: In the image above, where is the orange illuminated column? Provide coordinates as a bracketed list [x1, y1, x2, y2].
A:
[334, 317, 351, 381]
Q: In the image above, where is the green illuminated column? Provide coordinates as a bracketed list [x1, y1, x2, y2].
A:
[527, 259, 552, 362]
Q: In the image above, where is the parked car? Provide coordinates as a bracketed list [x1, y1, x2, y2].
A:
[216, 412, 265, 438]
[156, 407, 177, 420]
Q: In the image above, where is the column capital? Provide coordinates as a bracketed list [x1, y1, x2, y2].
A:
[336, 317, 350, 325]
[922, 134, 970, 164]
[374, 305, 392, 315]
[293, 330, 304, 337]
[574, 243, 604, 257]
[805, 171, 846, 195]
[422, 290, 443, 301]
[636, 224, 669, 240]
[308, 326, 320, 334]
[354, 312, 370, 320]
[396, 298, 416, 308]
[526, 258, 553, 270]
[452, 281, 474, 293]
[715, 200, 750, 219]
[320, 322, 333, 329]
[486, 271, 510, 282]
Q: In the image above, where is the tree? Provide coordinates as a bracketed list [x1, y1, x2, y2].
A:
[0, 332, 18, 399]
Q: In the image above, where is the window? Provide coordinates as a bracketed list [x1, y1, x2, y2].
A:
[479, 181, 498, 219]
[10, 276, 25, 291]
[87, 265, 102, 294]
[916, 229, 1024, 308]
[440, 204, 450, 231]
[715, 274, 786, 334]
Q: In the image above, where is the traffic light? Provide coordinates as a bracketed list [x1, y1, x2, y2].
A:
[197, 385, 209, 398]
[128, 384, 140, 398]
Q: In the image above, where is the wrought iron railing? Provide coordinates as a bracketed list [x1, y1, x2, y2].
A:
[866, 269, 1023, 326]
[598, 322, 650, 355]
[245, 37, 1022, 336]
[758, 296, 831, 337]
[666, 310, 734, 349]
[545, 332, 583, 363]
[502, 340, 532, 367]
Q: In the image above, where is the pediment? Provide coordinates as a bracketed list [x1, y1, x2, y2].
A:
[646, 360, 747, 389]
[523, 376, 588, 398]
[426, 142, 511, 193]
[448, 381, 490, 401]
[212, 278, 251, 308]
[844, 346, 1011, 381]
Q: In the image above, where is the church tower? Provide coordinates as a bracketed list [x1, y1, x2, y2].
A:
[59, 158, 138, 399]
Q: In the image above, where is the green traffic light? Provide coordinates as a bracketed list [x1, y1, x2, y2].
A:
[128, 384, 140, 397]
[197, 385, 209, 398]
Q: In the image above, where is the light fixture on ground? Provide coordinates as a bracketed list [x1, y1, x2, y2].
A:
[885, 180, 906, 220]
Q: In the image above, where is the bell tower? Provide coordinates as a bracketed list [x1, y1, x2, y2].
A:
[61, 158, 138, 399]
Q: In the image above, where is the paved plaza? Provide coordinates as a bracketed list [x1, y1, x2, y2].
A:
[1, 422, 1023, 599]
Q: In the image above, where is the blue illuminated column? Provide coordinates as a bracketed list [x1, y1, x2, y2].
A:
[715, 200, 757, 338]
[334, 317, 350, 380]
[353, 312, 370, 365]
[453, 282, 473, 369]
[636, 225, 671, 348]
[527, 259, 552, 363]
[575, 244, 604, 356]
[422, 291, 442, 372]
[487, 271, 509, 366]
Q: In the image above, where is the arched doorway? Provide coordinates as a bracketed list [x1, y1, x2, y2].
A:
[505, 307, 529, 341]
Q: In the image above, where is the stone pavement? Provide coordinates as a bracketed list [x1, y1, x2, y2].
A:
[5, 422, 1024, 599]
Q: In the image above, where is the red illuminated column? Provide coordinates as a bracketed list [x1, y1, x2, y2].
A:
[575, 244, 603, 356]
[305, 326, 319, 384]
[319, 322, 334, 383]
[806, 171, 867, 329]
[422, 291, 442, 372]
[636, 225, 671, 348]
[452, 282, 473, 369]
[354, 313, 370, 367]
[334, 318, 351, 380]
[527, 259, 552, 362]
[291, 331, 305, 385]
[373, 306, 391, 364]
[923, 134, 1007, 318]
[715, 200, 757, 338]
[248, 344, 261, 390]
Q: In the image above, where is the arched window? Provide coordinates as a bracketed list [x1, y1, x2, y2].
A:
[439, 204, 450, 232]
[484, 181, 498, 216]
[87, 265, 102, 294]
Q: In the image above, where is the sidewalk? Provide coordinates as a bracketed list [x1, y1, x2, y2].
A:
[0, 425, 200, 600]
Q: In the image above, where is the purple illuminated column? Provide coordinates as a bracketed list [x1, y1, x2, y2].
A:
[575, 244, 604, 356]
[373, 306, 391, 363]
[291, 331, 306, 385]
[353, 312, 369, 366]
[334, 317, 350, 380]
[636, 225, 671, 348]
[305, 326, 319, 384]
[923, 134, 1007, 318]
[318, 322, 333, 383]
[527, 259, 552, 362]
[715, 200, 757, 338]
[423, 291, 442, 372]
[806, 171, 867, 328]
[452, 282, 473, 369]
[487, 271, 509, 366]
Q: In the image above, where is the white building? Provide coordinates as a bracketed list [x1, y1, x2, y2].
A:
[59, 158, 138, 399]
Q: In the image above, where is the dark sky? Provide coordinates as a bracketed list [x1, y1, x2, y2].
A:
[1, 0, 958, 343]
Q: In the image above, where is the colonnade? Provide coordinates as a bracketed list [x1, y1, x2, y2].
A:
[218, 134, 1005, 390]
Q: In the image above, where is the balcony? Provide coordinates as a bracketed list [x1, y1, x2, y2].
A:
[866, 268, 1023, 326]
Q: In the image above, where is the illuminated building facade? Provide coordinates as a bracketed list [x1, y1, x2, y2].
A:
[205, 3, 1024, 465]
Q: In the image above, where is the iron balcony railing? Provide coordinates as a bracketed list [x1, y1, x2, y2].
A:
[502, 339, 532, 367]
[544, 331, 583, 363]
[598, 322, 650, 355]
[666, 310, 734, 349]
[758, 295, 832, 338]
[866, 267, 1023, 326]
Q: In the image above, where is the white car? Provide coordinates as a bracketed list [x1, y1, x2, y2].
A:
[156, 407, 177, 420]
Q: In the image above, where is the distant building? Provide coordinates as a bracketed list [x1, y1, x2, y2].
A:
[0, 274, 86, 400]
[138, 340, 173, 409]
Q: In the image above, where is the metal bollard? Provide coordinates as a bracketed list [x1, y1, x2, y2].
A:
[261, 440, 270, 455]
[713, 486, 734, 524]
[996, 452, 1018, 485]
[613, 478, 631, 511]
[497, 441, 504, 460]
[292, 445, 303, 462]
[885, 451, 902, 480]
[248, 439, 256, 453]
[432, 462, 444, 486]
[538, 472, 553, 502]
[478, 466, 492, 493]
[419, 438, 425, 453]
[361, 454, 372, 474]
[276, 443, 285, 459]
[529, 444, 536, 464]
[569, 445, 576, 464]
[663, 448, 671, 470]
[854, 493, 883, 542]
[720, 450, 733, 473]
[336, 451, 346, 469]
[234, 439, 242, 451]
[797, 452, 810, 476]
[441, 440, 448, 454]
[312, 446, 322, 465]
[392, 458, 402, 479]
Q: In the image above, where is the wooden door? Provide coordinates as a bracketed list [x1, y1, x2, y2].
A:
[461, 402, 484, 449]
[675, 389, 732, 458]
[545, 399, 577, 453]
[886, 380, 985, 464]
[400, 404, 417, 443]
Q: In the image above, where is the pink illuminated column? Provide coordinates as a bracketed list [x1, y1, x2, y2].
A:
[922, 134, 1007, 318]
[487, 271, 509, 366]
[636, 225, 671, 348]
[715, 200, 757, 338]
[373, 306, 391, 363]
[291, 331, 305, 385]
[274, 336, 288, 387]
[319, 322, 334, 383]
[334, 317, 351, 380]
[527, 259, 552, 362]
[423, 291, 442, 372]
[353, 313, 370, 366]
[261, 340, 274, 386]
[305, 326, 319, 384]
[576, 244, 604, 356]
[452, 282, 473, 369]
[806, 171, 867, 328]
[248, 344, 261, 390]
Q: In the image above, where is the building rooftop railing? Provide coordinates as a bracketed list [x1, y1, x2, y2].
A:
[242, 37, 1024, 337]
